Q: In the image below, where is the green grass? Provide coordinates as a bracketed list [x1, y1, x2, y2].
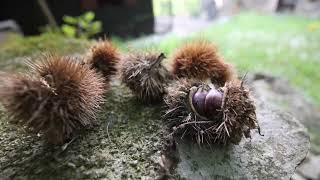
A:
[0, 32, 89, 71]
[140, 12, 320, 105]
[0, 33, 89, 57]
[153, 0, 201, 17]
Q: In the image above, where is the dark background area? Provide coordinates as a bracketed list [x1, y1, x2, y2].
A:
[0, 0, 154, 38]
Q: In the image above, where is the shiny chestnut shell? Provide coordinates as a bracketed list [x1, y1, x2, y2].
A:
[190, 86, 223, 120]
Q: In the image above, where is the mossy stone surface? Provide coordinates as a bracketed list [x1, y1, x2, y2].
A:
[0, 81, 166, 179]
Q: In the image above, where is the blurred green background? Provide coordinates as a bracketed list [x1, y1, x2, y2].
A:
[1, 6, 319, 105]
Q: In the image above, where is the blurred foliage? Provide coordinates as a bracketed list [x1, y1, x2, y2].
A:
[136, 12, 320, 106]
[153, 0, 201, 17]
[308, 21, 320, 32]
[153, 0, 172, 16]
[1, 12, 319, 107]
[61, 11, 102, 38]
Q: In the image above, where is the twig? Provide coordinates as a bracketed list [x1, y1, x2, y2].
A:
[179, 120, 214, 127]
[224, 123, 230, 137]
[61, 136, 77, 152]
[107, 120, 111, 141]
[37, 0, 57, 27]
[221, 85, 229, 109]
[240, 72, 248, 87]
[149, 53, 166, 69]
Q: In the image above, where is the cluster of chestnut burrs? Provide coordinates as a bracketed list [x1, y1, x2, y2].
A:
[0, 40, 260, 146]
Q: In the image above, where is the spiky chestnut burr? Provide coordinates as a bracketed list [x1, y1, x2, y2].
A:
[120, 52, 173, 103]
[0, 55, 106, 145]
[86, 40, 120, 81]
[163, 78, 259, 145]
[170, 41, 234, 86]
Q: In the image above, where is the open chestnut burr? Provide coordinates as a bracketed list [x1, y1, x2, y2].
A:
[163, 79, 260, 145]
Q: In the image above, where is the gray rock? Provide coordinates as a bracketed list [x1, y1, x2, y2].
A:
[176, 100, 310, 179]
[291, 173, 306, 180]
[296, 154, 320, 180]
[247, 73, 320, 154]
[246, 73, 320, 180]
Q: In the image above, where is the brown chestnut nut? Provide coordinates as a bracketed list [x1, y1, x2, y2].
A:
[191, 87, 207, 117]
[191, 87, 223, 119]
[204, 88, 223, 117]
